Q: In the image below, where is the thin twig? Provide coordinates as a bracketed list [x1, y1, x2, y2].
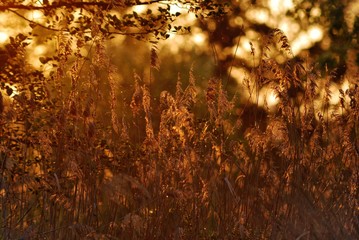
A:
[225, 36, 241, 88]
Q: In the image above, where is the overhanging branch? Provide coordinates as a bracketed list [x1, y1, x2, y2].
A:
[8, 9, 166, 37]
[0, 0, 164, 11]
[9, 10, 61, 32]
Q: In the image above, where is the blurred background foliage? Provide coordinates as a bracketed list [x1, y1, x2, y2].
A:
[0, 0, 358, 110]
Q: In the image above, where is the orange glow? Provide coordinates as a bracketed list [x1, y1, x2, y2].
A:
[245, 8, 269, 24]
[268, 0, 294, 15]
[192, 32, 205, 45]
[266, 90, 279, 107]
[308, 25, 323, 42]
[26, 10, 44, 22]
[133, 5, 147, 14]
[0, 32, 8, 43]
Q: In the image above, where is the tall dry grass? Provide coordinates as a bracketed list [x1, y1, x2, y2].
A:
[0, 29, 358, 240]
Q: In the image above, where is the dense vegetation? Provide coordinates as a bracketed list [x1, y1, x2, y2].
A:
[0, 0, 358, 239]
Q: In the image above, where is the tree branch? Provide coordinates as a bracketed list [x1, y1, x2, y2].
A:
[0, 0, 164, 11]
[9, 9, 165, 37]
[8, 10, 61, 32]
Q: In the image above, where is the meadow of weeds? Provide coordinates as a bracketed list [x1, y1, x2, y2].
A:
[0, 30, 358, 240]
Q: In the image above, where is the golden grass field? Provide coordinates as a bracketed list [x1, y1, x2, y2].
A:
[0, 29, 358, 239]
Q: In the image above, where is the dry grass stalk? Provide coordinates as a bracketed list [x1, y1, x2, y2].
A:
[0, 29, 357, 240]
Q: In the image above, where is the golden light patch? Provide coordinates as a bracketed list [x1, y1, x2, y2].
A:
[104, 168, 114, 180]
[0, 32, 8, 43]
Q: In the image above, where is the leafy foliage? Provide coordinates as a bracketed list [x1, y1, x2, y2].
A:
[2, 0, 228, 40]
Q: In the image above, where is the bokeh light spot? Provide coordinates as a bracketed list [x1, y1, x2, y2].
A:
[0, 32, 8, 43]
[269, 0, 294, 15]
[133, 5, 147, 14]
[267, 90, 279, 107]
[310, 7, 321, 17]
[192, 33, 205, 45]
[246, 8, 269, 24]
[27, 10, 44, 21]
[308, 25, 323, 42]
[34, 45, 46, 55]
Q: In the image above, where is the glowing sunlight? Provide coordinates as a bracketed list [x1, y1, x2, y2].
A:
[0, 32, 8, 43]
